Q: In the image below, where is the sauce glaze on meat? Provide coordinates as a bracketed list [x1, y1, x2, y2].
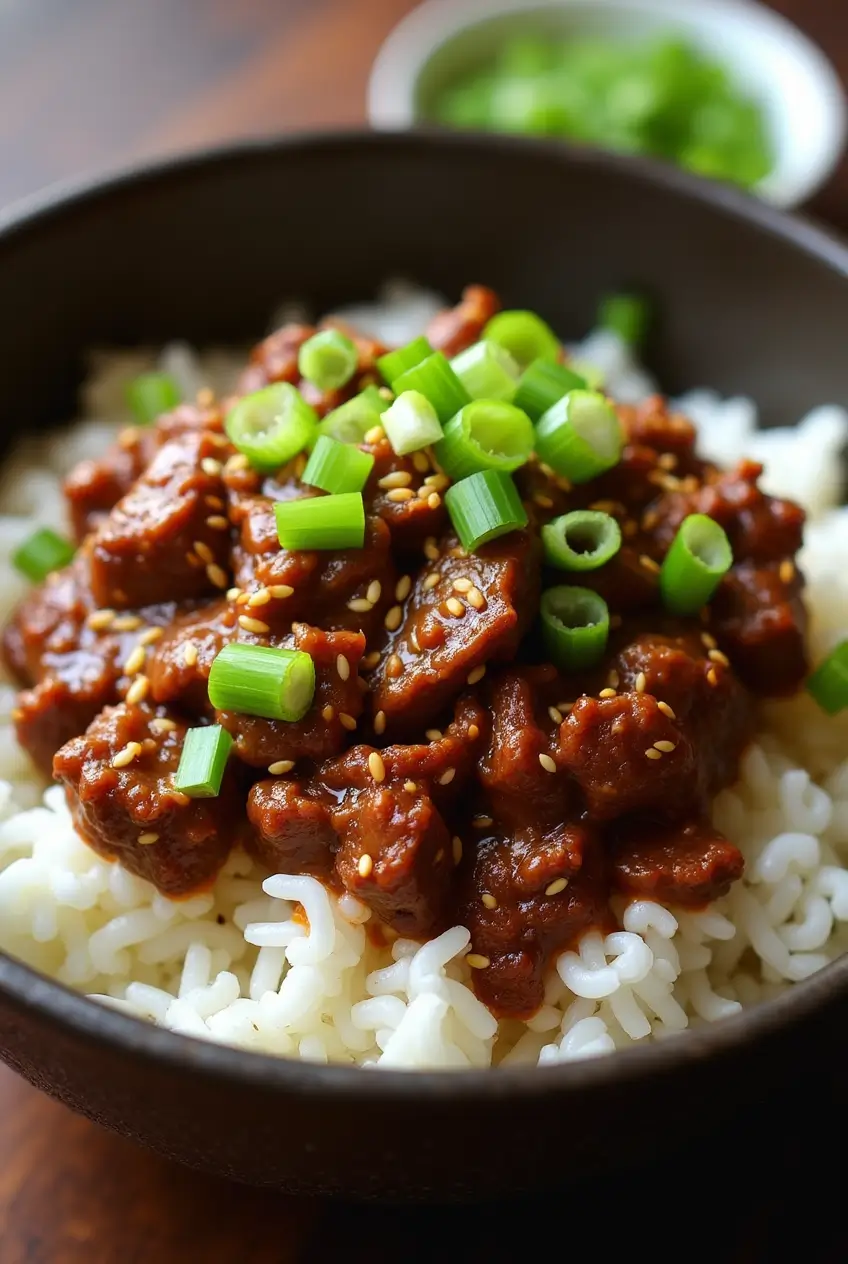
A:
[2, 287, 808, 1018]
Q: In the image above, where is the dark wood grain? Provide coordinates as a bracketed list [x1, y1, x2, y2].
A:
[0, 1, 845, 1259]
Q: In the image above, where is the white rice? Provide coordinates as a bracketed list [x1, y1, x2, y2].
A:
[0, 282, 846, 1070]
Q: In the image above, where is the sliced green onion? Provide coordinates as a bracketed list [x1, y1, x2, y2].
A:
[12, 528, 76, 582]
[298, 329, 358, 392]
[540, 585, 610, 671]
[597, 292, 652, 348]
[450, 340, 520, 402]
[535, 390, 623, 483]
[226, 383, 318, 473]
[513, 358, 587, 421]
[317, 386, 391, 445]
[542, 511, 622, 572]
[482, 310, 560, 369]
[174, 724, 233, 798]
[208, 644, 315, 722]
[302, 435, 374, 495]
[659, 514, 733, 615]
[125, 372, 181, 425]
[274, 493, 364, 551]
[444, 469, 528, 552]
[377, 336, 434, 386]
[434, 401, 534, 481]
[393, 352, 471, 424]
[806, 641, 848, 716]
[567, 359, 605, 391]
[382, 390, 444, 456]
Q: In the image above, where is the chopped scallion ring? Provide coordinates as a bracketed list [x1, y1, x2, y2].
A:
[298, 329, 359, 392]
[806, 641, 848, 715]
[302, 435, 374, 495]
[434, 400, 534, 481]
[513, 358, 587, 421]
[377, 336, 433, 387]
[540, 585, 610, 671]
[482, 310, 560, 369]
[317, 386, 391, 445]
[659, 513, 733, 615]
[393, 352, 471, 423]
[382, 390, 444, 456]
[13, 528, 76, 582]
[125, 372, 181, 425]
[225, 383, 318, 473]
[535, 390, 623, 483]
[597, 292, 652, 348]
[274, 492, 365, 551]
[450, 340, 520, 402]
[208, 643, 315, 722]
[444, 469, 528, 552]
[174, 724, 233, 798]
[542, 511, 622, 572]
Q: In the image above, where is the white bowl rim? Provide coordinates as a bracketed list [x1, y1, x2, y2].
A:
[368, 0, 848, 209]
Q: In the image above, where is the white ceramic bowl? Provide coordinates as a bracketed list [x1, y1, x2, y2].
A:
[368, 0, 847, 208]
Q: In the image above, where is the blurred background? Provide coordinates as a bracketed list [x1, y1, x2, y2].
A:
[0, 0, 846, 1260]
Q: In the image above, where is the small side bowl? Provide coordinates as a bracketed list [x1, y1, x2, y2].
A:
[368, 0, 848, 209]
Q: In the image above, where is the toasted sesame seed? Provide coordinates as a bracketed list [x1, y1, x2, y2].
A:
[248, 588, 272, 608]
[404, 780, 417, 792]
[363, 580, 381, 605]
[322, 705, 335, 722]
[138, 832, 160, 846]
[126, 675, 149, 705]
[182, 643, 198, 668]
[113, 614, 143, 632]
[395, 575, 412, 602]
[335, 654, 351, 682]
[364, 425, 385, 445]
[481, 893, 498, 910]
[467, 665, 486, 685]
[426, 729, 443, 742]
[701, 632, 718, 650]
[623, 520, 639, 538]
[539, 462, 556, 478]
[635, 672, 647, 693]
[201, 457, 222, 477]
[205, 494, 225, 510]
[558, 701, 574, 713]
[545, 877, 568, 896]
[268, 760, 295, 775]
[239, 615, 270, 634]
[533, 491, 554, 509]
[599, 687, 617, 699]
[467, 723, 480, 741]
[226, 587, 241, 602]
[206, 515, 229, 530]
[387, 487, 414, 503]
[453, 578, 472, 594]
[347, 597, 373, 613]
[112, 741, 142, 769]
[197, 387, 215, 408]
[466, 586, 486, 611]
[378, 470, 412, 489]
[779, 559, 796, 585]
[225, 453, 250, 473]
[466, 954, 490, 970]
[339, 712, 357, 731]
[427, 492, 442, 510]
[384, 604, 403, 632]
[412, 451, 430, 473]
[438, 768, 456, 785]
[654, 740, 676, 753]
[374, 710, 387, 735]
[445, 597, 465, 618]
[423, 572, 440, 591]
[658, 453, 678, 471]
[589, 499, 620, 515]
[474, 815, 493, 829]
[87, 609, 115, 631]
[362, 651, 381, 670]
[386, 653, 403, 678]
[368, 752, 386, 782]
[556, 476, 572, 493]
[657, 701, 676, 719]
[708, 648, 730, 667]
[538, 753, 557, 773]
[138, 627, 163, 648]
[707, 667, 719, 687]
[424, 473, 449, 492]
[150, 717, 177, 734]
[358, 854, 374, 878]
[423, 537, 440, 562]
[207, 564, 229, 590]
[645, 748, 663, 760]
[123, 645, 147, 676]
[452, 836, 463, 865]
[640, 554, 661, 574]
[118, 427, 138, 449]
[269, 584, 294, 599]
[607, 670, 620, 688]
[236, 592, 251, 605]
[549, 706, 563, 724]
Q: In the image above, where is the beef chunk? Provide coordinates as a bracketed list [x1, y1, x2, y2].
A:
[426, 285, 501, 357]
[147, 600, 236, 714]
[236, 323, 314, 396]
[247, 779, 337, 879]
[710, 562, 808, 695]
[610, 819, 744, 907]
[363, 435, 448, 552]
[64, 427, 157, 541]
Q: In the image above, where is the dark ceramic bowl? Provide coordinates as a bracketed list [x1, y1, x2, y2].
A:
[1, 132, 847, 1201]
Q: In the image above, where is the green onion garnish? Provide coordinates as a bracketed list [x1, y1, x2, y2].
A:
[567, 359, 606, 391]
[482, 310, 560, 370]
[173, 724, 233, 798]
[542, 511, 622, 572]
[125, 372, 181, 425]
[226, 383, 318, 473]
[317, 386, 391, 445]
[434, 400, 534, 481]
[208, 643, 315, 722]
[382, 390, 444, 456]
[298, 329, 359, 392]
[274, 493, 365, 551]
[450, 340, 520, 402]
[806, 641, 848, 716]
[393, 352, 471, 424]
[535, 390, 623, 484]
[659, 514, 733, 616]
[540, 585, 610, 671]
[597, 292, 652, 348]
[12, 528, 76, 583]
[377, 336, 433, 387]
[513, 358, 587, 421]
[302, 435, 374, 495]
[444, 469, 528, 552]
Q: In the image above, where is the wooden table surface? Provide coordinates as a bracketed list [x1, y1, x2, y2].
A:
[0, 2, 846, 1259]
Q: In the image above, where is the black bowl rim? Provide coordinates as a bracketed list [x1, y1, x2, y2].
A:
[1, 127, 847, 1103]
